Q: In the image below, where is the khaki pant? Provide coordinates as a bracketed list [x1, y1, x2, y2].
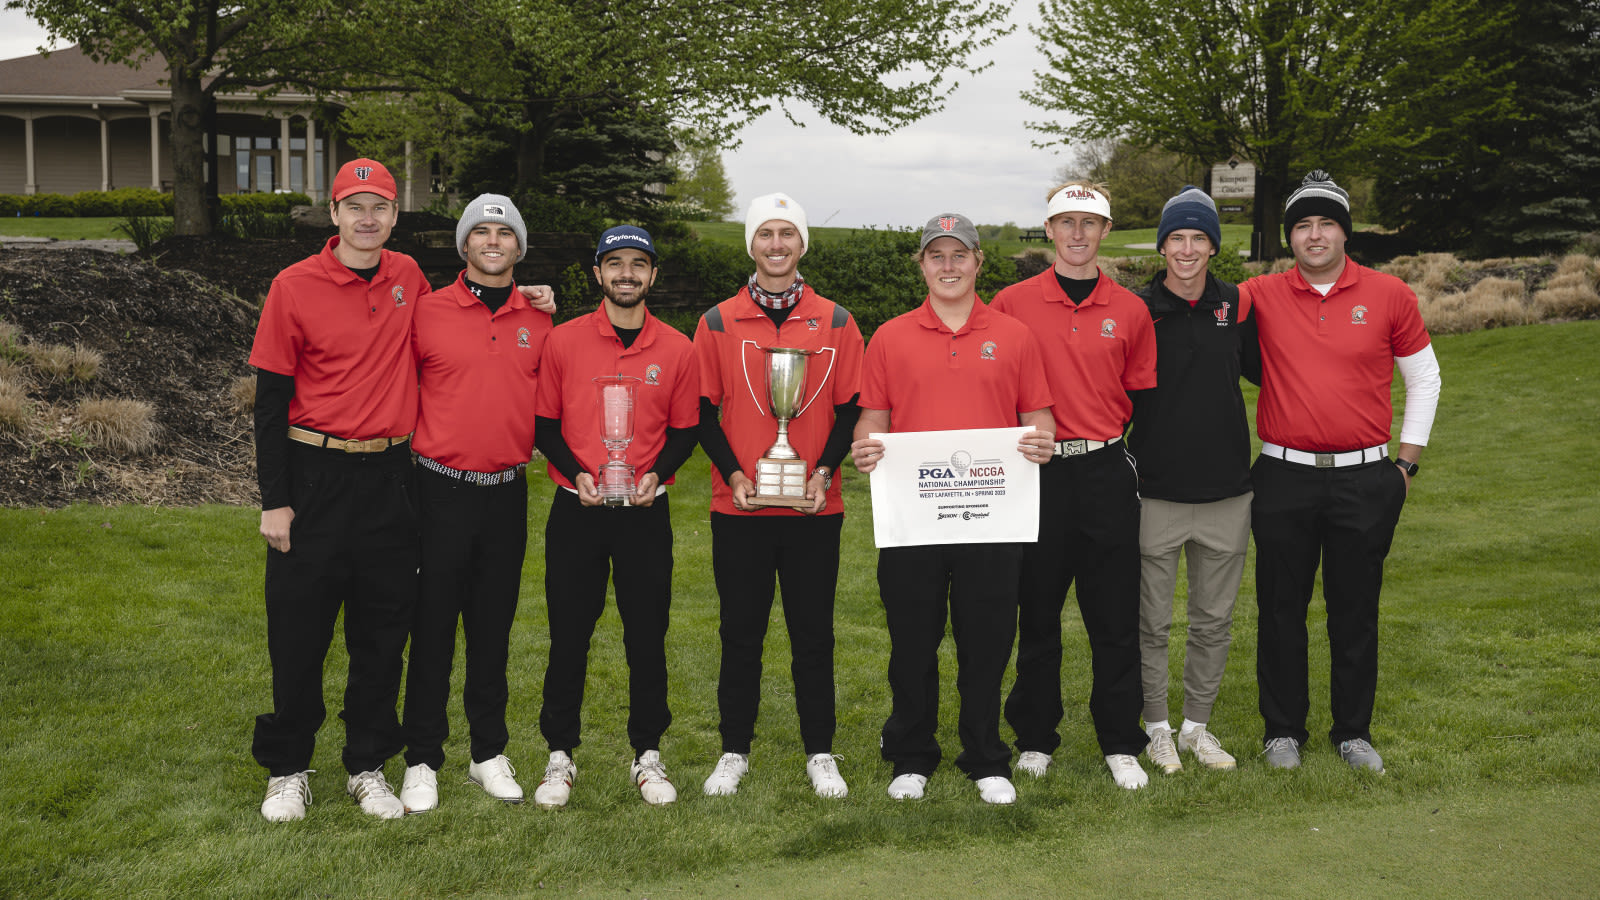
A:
[1138, 493, 1252, 726]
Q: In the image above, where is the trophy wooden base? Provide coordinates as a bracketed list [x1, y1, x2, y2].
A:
[748, 457, 813, 508]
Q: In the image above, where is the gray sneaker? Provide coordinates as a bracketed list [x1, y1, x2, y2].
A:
[1261, 737, 1301, 769]
[1146, 726, 1182, 774]
[1337, 739, 1385, 773]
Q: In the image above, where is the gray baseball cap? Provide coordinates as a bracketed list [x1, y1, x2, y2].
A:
[920, 213, 980, 251]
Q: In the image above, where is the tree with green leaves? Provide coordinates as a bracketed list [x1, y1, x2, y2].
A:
[9, 0, 354, 235]
[666, 131, 735, 222]
[1026, 0, 1510, 258]
[1374, 0, 1598, 255]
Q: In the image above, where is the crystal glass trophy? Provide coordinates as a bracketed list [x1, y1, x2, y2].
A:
[594, 375, 641, 506]
[741, 343, 836, 508]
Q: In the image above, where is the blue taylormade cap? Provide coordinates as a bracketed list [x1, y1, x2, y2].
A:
[595, 225, 658, 266]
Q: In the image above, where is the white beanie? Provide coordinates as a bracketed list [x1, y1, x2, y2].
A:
[744, 192, 809, 260]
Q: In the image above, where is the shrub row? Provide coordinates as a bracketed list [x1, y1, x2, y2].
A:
[0, 190, 312, 218]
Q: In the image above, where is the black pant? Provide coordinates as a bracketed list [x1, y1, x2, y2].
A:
[710, 513, 841, 756]
[1252, 456, 1407, 746]
[538, 489, 673, 754]
[879, 542, 1020, 781]
[1006, 447, 1148, 758]
[252, 441, 418, 776]
[402, 466, 528, 770]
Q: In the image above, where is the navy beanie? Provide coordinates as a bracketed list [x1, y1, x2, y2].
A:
[1157, 186, 1221, 252]
[1282, 170, 1352, 241]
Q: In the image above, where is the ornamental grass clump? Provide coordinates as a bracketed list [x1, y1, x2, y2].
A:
[31, 343, 102, 383]
[74, 397, 158, 454]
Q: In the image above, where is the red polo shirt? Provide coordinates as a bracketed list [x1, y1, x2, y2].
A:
[249, 236, 429, 439]
[694, 286, 864, 516]
[534, 307, 698, 490]
[1245, 258, 1432, 451]
[990, 268, 1157, 441]
[412, 274, 554, 472]
[861, 296, 1052, 432]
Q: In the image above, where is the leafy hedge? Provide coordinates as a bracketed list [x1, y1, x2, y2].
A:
[0, 190, 312, 218]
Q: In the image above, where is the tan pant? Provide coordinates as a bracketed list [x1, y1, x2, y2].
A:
[1138, 493, 1252, 726]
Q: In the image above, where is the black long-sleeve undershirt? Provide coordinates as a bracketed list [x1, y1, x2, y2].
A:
[698, 393, 861, 485]
[252, 368, 295, 510]
[534, 416, 699, 485]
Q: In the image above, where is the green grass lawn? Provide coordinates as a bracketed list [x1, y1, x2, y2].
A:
[2, 321, 1597, 898]
[0, 216, 135, 241]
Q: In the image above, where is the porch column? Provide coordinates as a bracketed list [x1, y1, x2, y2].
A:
[23, 113, 37, 194]
[305, 117, 318, 201]
[100, 115, 111, 191]
[279, 115, 291, 192]
[404, 140, 414, 212]
[149, 107, 161, 189]
[326, 132, 337, 199]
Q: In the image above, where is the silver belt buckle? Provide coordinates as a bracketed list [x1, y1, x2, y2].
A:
[1058, 440, 1087, 457]
[1314, 452, 1335, 468]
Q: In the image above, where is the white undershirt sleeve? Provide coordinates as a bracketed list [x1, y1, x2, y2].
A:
[1395, 344, 1441, 446]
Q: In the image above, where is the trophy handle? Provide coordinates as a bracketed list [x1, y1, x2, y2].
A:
[792, 346, 836, 419]
[739, 339, 769, 417]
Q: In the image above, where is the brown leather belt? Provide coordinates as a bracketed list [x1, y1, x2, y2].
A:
[287, 425, 410, 453]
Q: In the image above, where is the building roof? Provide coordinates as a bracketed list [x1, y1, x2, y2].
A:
[0, 45, 163, 106]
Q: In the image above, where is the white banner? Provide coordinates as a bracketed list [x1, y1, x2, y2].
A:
[868, 426, 1040, 548]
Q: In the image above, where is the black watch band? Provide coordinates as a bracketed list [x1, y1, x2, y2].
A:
[1395, 458, 1419, 477]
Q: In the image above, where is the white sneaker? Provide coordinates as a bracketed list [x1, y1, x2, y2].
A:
[533, 751, 576, 809]
[261, 770, 313, 822]
[887, 773, 928, 800]
[1105, 754, 1149, 790]
[399, 763, 438, 813]
[703, 752, 749, 796]
[1016, 750, 1052, 777]
[806, 753, 848, 799]
[346, 769, 405, 819]
[1146, 726, 1183, 774]
[1179, 725, 1237, 770]
[631, 750, 677, 805]
[469, 754, 524, 803]
[975, 776, 1016, 805]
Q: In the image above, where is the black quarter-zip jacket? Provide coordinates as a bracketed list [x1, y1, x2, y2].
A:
[1126, 270, 1254, 503]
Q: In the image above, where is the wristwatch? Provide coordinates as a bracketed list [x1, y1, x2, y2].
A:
[1395, 458, 1419, 477]
[811, 466, 833, 488]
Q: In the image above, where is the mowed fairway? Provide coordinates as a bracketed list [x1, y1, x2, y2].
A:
[2, 321, 1596, 898]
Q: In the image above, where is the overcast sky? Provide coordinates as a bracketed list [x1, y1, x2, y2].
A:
[0, 7, 1070, 229]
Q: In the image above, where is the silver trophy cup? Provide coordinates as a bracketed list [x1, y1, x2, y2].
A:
[742, 342, 836, 507]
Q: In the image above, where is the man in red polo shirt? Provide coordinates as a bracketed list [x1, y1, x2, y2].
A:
[396, 194, 554, 813]
[528, 225, 699, 808]
[991, 181, 1158, 790]
[249, 158, 432, 821]
[694, 192, 863, 800]
[1243, 171, 1440, 774]
[851, 213, 1055, 805]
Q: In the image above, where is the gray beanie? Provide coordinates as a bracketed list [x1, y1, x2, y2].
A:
[1157, 185, 1221, 251]
[1282, 170, 1352, 241]
[457, 193, 527, 262]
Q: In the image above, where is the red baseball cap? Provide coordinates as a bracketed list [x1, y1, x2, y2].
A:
[331, 158, 398, 202]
